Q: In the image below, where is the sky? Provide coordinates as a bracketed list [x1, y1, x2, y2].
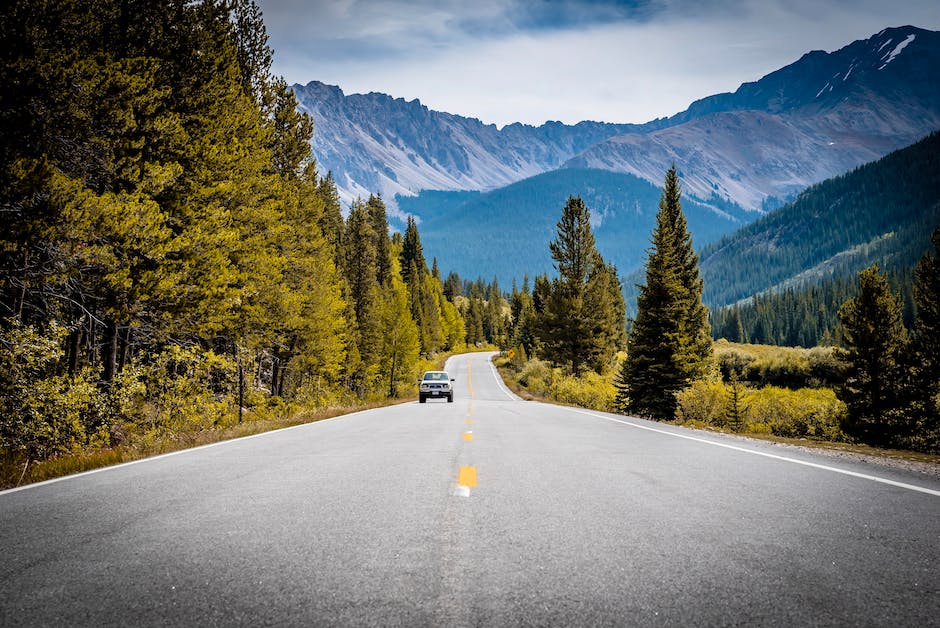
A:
[256, 0, 940, 127]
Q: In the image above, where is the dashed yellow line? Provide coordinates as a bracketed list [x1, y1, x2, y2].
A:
[463, 431, 473, 441]
[458, 466, 477, 488]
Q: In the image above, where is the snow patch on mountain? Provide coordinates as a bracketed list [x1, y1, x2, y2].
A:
[879, 34, 915, 69]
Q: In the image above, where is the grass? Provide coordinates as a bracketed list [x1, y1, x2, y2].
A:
[2, 351, 473, 491]
[0, 398, 412, 491]
[494, 355, 940, 467]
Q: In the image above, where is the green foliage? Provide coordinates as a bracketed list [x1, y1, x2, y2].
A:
[699, 132, 940, 309]
[715, 341, 846, 389]
[837, 264, 909, 447]
[0, 323, 100, 460]
[908, 227, 940, 452]
[503, 357, 618, 413]
[616, 166, 713, 420]
[136, 345, 237, 441]
[538, 197, 625, 373]
[676, 380, 846, 441]
[0, 0, 468, 477]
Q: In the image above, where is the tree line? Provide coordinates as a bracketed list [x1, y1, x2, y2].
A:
[0, 1, 467, 468]
[506, 165, 940, 453]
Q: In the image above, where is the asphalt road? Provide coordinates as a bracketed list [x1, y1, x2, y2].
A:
[2, 352, 939, 626]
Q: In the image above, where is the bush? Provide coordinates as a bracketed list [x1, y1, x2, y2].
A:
[676, 381, 730, 427]
[550, 370, 616, 412]
[676, 377, 847, 441]
[0, 323, 100, 461]
[136, 344, 237, 443]
[716, 348, 756, 380]
[743, 387, 846, 440]
[714, 341, 845, 390]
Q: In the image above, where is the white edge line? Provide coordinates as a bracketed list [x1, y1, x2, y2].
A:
[488, 356, 519, 402]
[0, 406, 380, 498]
[565, 407, 940, 498]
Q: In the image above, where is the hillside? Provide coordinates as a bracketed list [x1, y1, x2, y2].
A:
[398, 169, 746, 286]
[698, 131, 940, 309]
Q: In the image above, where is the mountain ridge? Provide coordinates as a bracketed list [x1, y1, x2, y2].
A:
[294, 25, 940, 215]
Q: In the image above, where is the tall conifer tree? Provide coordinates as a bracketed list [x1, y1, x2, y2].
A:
[837, 264, 909, 447]
[539, 196, 622, 373]
[616, 167, 711, 419]
[911, 226, 940, 450]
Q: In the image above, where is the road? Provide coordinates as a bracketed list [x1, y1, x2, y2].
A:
[1, 351, 939, 626]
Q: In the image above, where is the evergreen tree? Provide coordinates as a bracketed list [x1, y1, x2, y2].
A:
[616, 168, 711, 420]
[317, 171, 345, 270]
[343, 200, 381, 380]
[584, 256, 627, 372]
[538, 196, 622, 373]
[400, 216, 427, 286]
[837, 264, 909, 447]
[377, 244, 420, 398]
[910, 226, 940, 451]
[367, 194, 392, 285]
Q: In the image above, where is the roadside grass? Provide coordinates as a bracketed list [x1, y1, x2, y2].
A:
[0, 399, 408, 491]
[1, 352, 474, 491]
[493, 354, 940, 467]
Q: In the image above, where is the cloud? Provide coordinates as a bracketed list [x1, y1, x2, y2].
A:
[258, 0, 940, 126]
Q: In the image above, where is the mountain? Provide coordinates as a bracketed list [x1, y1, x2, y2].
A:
[566, 26, 940, 210]
[398, 169, 747, 287]
[697, 131, 940, 309]
[293, 81, 640, 207]
[294, 26, 940, 215]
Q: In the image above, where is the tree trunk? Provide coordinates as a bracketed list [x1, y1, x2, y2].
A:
[118, 326, 131, 372]
[67, 327, 82, 376]
[102, 320, 119, 382]
[270, 355, 280, 396]
[15, 248, 28, 323]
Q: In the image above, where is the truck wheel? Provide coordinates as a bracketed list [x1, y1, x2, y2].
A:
[419, 395, 426, 403]
[448, 393, 454, 403]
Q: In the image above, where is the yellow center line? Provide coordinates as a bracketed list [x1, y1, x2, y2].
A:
[466, 419, 473, 425]
[468, 361, 473, 398]
[463, 431, 473, 441]
[458, 466, 477, 488]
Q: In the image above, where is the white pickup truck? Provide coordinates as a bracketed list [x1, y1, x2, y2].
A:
[419, 371, 455, 403]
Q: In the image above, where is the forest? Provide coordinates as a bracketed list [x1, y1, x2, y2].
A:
[499, 167, 940, 455]
[0, 0, 482, 486]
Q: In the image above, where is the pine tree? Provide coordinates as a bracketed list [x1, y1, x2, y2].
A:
[837, 264, 909, 447]
[367, 195, 392, 285]
[584, 256, 627, 372]
[661, 165, 712, 378]
[911, 226, 940, 451]
[317, 171, 345, 270]
[616, 168, 711, 420]
[400, 216, 427, 287]
[343, 200, 381, 378]
[538, 196, 622, 373]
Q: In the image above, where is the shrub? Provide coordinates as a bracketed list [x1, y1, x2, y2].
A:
[136, 344, 237, 442]
[744, 386, 846, 440]
[676, 381, 730, 427]
[0, 323, 100, 461]
[716, 347, 756, 380]
[676, 377, 847, 441]
[550, 370, 616, 412]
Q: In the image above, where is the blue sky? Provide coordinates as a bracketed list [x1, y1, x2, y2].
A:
[256, 0, 940, 126]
